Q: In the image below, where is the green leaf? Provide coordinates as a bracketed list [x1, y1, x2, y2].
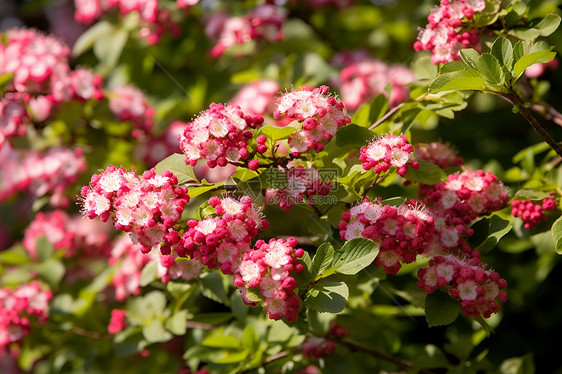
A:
[143, 318, 172, 343]
[459, 49, 481, 70]
[202, 335, 241, 349]
[551, 216, 562, 254]
[241, 325, 258, 351]
[512, 189, 553, 200]
[35, 236, 54, 262]
[335, 124, 375, 148]
[350, 94, 389, 127]
[260, 125, 295, 142]
[535, 13, 561, 37]
[165, 310, 188, 335]
[500, 353, 535, 374]
[200, 272, 228, 304]
[513, 50, 556, 81]
[0, 245, 31, 265]
[93, 27, 128, 74]
[140, 260, 158, 287]
[0, 73, 14, 90]
[311, 242, 336, 280]
[403, 160, 447, 185]
[475, 216, 512, 253]
[230, 168, 259, 182]
[154, 153, 199, 184]
[72, 20, 115, 57]
[307, 309, 333, 336]
[425, 291, 459, 327]
[477, 53, 504, 86]
[187, 183, 221, 198]
[491, 37, 514, 68]
[332, 238, 379, 275]
[36, 258, 65, 287]
[217, 350, 250, 364]
[429, 69, 486, 94]
[440, 61, 469, 73]
[513, 41, 524, 62]
[114, 327, 146, 357]
[306, 281, 349, 314]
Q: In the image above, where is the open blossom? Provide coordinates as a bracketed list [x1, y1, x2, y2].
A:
[267, 166, 333, 210]
[80, 166, 190, 253]
[417, 254, 508, 318]
[0, 282, 52, 350]
[178, 103, 264, 168]
[414, 0, 488, 64]
[205, 5, 285, 58]
[233, 238, 304, 321]
[109, 85, 155, 137]
[423, 170, 509, 223]
[359, 134, 419, 177]
[0, 144, 86, 206]
[414, 142, 464, 170]
[339, 199, 436, 273]
[23, 210, 112, 260]
[180, 195, 268, 274]
[273, 85, 350, 155]
[229, 80, 280, 116]
[332, 51, 415, 111]
[157, 254, 203, 283]
[511, 198, 557, 229]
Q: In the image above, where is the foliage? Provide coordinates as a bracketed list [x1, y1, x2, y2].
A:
[1, 0, 562, 373]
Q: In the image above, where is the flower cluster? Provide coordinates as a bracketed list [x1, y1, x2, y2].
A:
[107, 309, 127, 334]
[424, 170, 509, 223]
[109, 235, 154, 301]
[332, 52, 415, 111]
[23, 210, 112, 260]
[157, 254, 203, 283]
[273, 86, 350, 155]
[267, 166, 333, 210]
[511, 198, 557, 229]
[413, 142, 464, 170]
[180, 195, 268, 274]
[229, 80, 280, 116]
[0, 144, 86, 206]
[417, 254, 508, 318]
[109, 85, 155, 137]
[0, 28, 153, 148]
[74, 0, 195, 44]
[300, 321, 348, 358]
[0, 282, 52, 350]
[339, 199, 436, 273]
[136, 121, 187, 167]
[233, 238, 304, 321]
[359, 134, 419, 177]
[205, 5, 285, 58]
[413, 0, 487, 64]
[0, 93, 30, 148]
[80, 166, 190, 253]
[178, 103, 264, 168]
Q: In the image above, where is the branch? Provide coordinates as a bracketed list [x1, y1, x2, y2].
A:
[329, 338, 436, 374]
[369, 103, 404, 130]
[505, 91, 562, 158]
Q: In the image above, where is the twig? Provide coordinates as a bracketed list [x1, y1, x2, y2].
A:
[328, 338, 436, 374]
[505, 91, 562, 157]
[369, 103, 404, 130]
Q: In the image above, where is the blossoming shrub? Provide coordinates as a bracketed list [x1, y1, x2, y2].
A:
[1, 0, 562, 373]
